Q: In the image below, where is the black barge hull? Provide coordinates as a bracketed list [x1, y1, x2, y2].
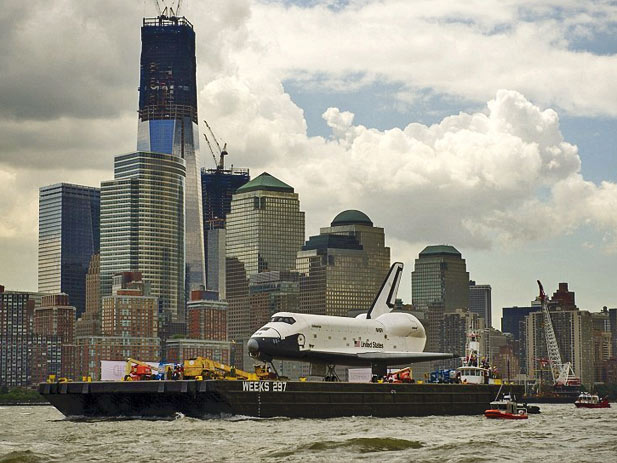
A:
[39, 380, 522, 418]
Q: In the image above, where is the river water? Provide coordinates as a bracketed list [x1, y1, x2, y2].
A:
[0, 404, 615, 462]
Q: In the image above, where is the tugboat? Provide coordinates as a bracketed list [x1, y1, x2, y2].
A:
[484, 393, 528, 419]
[574, 392, 610, 409]
[457, 332, 499, 385]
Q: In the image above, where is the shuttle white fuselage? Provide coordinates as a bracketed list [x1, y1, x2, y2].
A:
[247, 262, 454, 370]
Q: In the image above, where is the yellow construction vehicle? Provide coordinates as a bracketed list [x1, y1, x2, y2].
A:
[183, 357, 276, 381]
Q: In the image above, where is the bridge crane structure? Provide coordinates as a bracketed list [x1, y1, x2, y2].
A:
[537, 280, 580, 387]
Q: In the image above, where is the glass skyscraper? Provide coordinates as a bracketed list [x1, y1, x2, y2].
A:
[137, 15, 205, 291]
[201, 167, 251, 226]
[469, 280, 492, 327]
[100, 151, 186, 321]
[411, 245, 470, 353]
[411, 245, 470, 310]
[201, 167, 250, 297]
[225, 172, 305, 367]
[38, 183, 100, 316]
[296, 210, 390, 317]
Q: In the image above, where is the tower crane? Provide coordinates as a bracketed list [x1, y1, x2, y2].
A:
[151, 0, 183, 18]
[537, 280, 580, 387]
[203, 119, 228, 170]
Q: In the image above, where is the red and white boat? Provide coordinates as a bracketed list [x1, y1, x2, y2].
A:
[574, 392, 610, 409]
[484, 394, 528, 419]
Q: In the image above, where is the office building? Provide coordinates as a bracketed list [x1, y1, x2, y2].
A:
[34, 294, 75, 343]
[201, 167, 250, 297]
[38, 183, 100, 316]
[296, 210, 390, 317]
[0, 287, 35, 387]
[137, 15, 205, 291]
[610, 308, 617, 360]
[501, 305, 541, 375]
[101, 272, 158, 338]
[100, 151, 185, 322]
[492, 342, 520, 381]
[501, 306, 541, 341]
[30, 334, 63, 385]
[205, 227, 227, 299]
[551, 282, 577, 311]
[164, 338, 230, 365]
[469, 281, 492, 327]
[249, 271, 299, 333]
[187, 294, 228, 341]
[75, 336, 160, 380]
[591, 308, 612, 383]
[201, 167, 251, 225]
[225, 172, 305, 367]
[32, 293, 76, 382]
[411, 245, 469, 311]
[411, 245, 469, 354]
[441, 308, 483, 367]
[606, 358, 617, 385]
[75, 254, 101, 337]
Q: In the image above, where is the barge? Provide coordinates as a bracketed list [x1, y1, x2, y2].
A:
[39, 380, 523, 419]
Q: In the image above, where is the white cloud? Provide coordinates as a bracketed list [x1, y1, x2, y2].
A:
[201, 38, 617, 251]
[244, 0, 617, 117]
[2, 0, 617, 292]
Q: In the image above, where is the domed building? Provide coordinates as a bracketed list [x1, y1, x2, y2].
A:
[225, 172, 305, 368]
[296, 210, 390, 317]
[411, 245, 469, 311]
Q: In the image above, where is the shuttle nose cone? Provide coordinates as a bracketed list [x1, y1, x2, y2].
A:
[247, 338, 260, 356]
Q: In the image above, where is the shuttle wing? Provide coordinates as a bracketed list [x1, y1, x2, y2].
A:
[306, 348, 455, 364]
[356, 351, 456, 363]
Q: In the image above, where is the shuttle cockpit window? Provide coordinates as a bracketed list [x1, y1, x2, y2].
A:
[270, 316, 296, 325]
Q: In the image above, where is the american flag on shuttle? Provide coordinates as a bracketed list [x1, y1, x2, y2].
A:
[354, 339, 361, 347]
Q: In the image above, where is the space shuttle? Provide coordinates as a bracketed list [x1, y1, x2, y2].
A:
[247, 262, 455, 376]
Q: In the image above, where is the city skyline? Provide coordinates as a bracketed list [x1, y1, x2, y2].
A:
[2, 1, 617, 324]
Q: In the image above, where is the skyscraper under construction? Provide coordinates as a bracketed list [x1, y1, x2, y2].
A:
[137, 14, 206, 292]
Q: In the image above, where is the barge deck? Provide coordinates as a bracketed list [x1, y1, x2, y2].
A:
[39, 380, 523, 419]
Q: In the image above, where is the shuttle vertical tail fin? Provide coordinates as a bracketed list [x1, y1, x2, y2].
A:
[366, 262, 403, 319]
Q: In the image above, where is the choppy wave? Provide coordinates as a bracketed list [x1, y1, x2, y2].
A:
[0, 451, 47, 463]
[271, 437, 423, 456]
[1, 404, 616, 463]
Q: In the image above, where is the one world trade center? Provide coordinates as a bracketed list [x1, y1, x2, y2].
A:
[137, 15, 206, 295]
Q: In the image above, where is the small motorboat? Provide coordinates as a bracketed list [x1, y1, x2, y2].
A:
[485, 394, 528, 419]
[522, 403, 541, 414]
[574, 392, 610, 409]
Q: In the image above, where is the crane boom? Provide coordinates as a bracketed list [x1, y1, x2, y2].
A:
[537, 280, 578, 386]
[151, 0, 162, 15]
[203, 119, 228, 170]
[203, 133, 219, 168]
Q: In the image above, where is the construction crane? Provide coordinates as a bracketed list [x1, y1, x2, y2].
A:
[537, 281, 580, 387]
[151, 0, 183, 17]
[203, 119, 228, 170]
